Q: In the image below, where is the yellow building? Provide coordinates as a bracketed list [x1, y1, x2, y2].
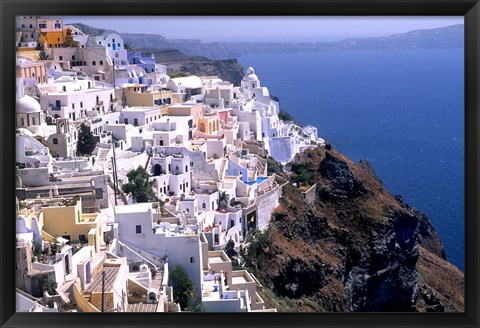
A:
[167, 103, 203, 128]
[41, 197, 103, 253]
[124, 84, 172, 108]
[37, 17, 67, 48]
[198, 114, 220, 135]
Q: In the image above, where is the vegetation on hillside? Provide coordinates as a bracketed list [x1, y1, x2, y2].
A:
[122, 166, 158, 203]
[77, 123, 96, 156]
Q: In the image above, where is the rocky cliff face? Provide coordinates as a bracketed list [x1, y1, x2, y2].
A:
[247, 146, 463, 312]
[122, 24, 463, 59]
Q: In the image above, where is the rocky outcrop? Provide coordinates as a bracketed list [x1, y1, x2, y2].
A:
[137, 48, 244, 86]
[246, 146, 463, 312]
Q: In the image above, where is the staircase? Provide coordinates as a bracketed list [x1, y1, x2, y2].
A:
[219, 158, 227, 180]
[92, 144, 112, 171]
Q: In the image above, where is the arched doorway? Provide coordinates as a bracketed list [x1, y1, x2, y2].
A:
[153, 164, 163, 176]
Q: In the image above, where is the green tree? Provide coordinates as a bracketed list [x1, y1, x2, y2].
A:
[187, 296, 205, 312]
[219, 191, 229, 209]
[244, 230, 272, 275]
[36, 51, 49, 60]
[170, 265, 195, 310]
[122, 166, 158, 203]
[123, 42, 134, 51]
[224, 239, 240, 268]
[77, 123, 96, 156]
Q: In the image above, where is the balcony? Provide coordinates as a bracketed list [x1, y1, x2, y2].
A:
[96, 100, 104, 106]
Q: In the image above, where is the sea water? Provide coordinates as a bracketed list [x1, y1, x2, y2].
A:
[239, 49, 464, 271]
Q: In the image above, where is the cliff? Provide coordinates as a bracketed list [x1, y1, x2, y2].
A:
[73, 23, 463, 60]
[70, 24, 245, 85]
[245, 146, 463, 312]
[121, 24, 463, 59]
[142, 48, 244, 86]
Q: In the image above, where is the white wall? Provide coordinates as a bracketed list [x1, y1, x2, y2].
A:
[116, 204, 203, 293]
[268, 136, 295, 164]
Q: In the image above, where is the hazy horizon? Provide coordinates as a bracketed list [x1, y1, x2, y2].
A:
[61, 16, 463, 42]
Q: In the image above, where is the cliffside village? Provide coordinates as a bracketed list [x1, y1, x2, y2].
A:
[15, 16, 324, 313]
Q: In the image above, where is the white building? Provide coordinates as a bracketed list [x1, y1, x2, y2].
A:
[115, 202, 204, 295]
[39, 75, 118, 121]
[94, 33, 128, 66]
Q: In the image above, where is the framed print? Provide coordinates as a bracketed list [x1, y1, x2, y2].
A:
[1, 0, 478, 327]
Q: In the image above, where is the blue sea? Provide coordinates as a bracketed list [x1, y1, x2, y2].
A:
[239, 49, 464, 271]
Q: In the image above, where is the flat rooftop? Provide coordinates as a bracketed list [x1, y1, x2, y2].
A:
[115, 202, 152, 214]
[208, 256, 224, 264]
[232, 275, 249, 285]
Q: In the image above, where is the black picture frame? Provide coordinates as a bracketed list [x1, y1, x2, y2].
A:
[1, 0, 478, 327]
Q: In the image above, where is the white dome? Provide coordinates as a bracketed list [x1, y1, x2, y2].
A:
[16, 215, 28, 234]
[16, 128, 35, 136]
[243, 73, 259, 82]
[16, 95, 41, 114]
[243, 66, 259, 82]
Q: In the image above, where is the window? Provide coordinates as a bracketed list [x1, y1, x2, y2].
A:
[20, 117, 25, 126]
[72, 55, 75, 60]
[79, 234, 87, 244]
[135, 225, 142, 234]
[53, 138, 58, 144]
[112, 39, 115, 42]
[190, 257, 195, 264]
[124, 118, 128, 124]
[38, 23, 46, 28]
[62, 235, 71, 244]
[92, 61, 96, 66]
[59, 56, 63, 60]
[72, 103, 75, 109]
[55, 22, 61, 29]
[133, 118, 138, 126]
[80, 102, 83, 108]
[107, 43, 111, 47]
[202, 203, 206, 209]
[100, 60, 103, 65]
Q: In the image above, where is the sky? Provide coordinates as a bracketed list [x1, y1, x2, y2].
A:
[62, 16, 463, 42]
